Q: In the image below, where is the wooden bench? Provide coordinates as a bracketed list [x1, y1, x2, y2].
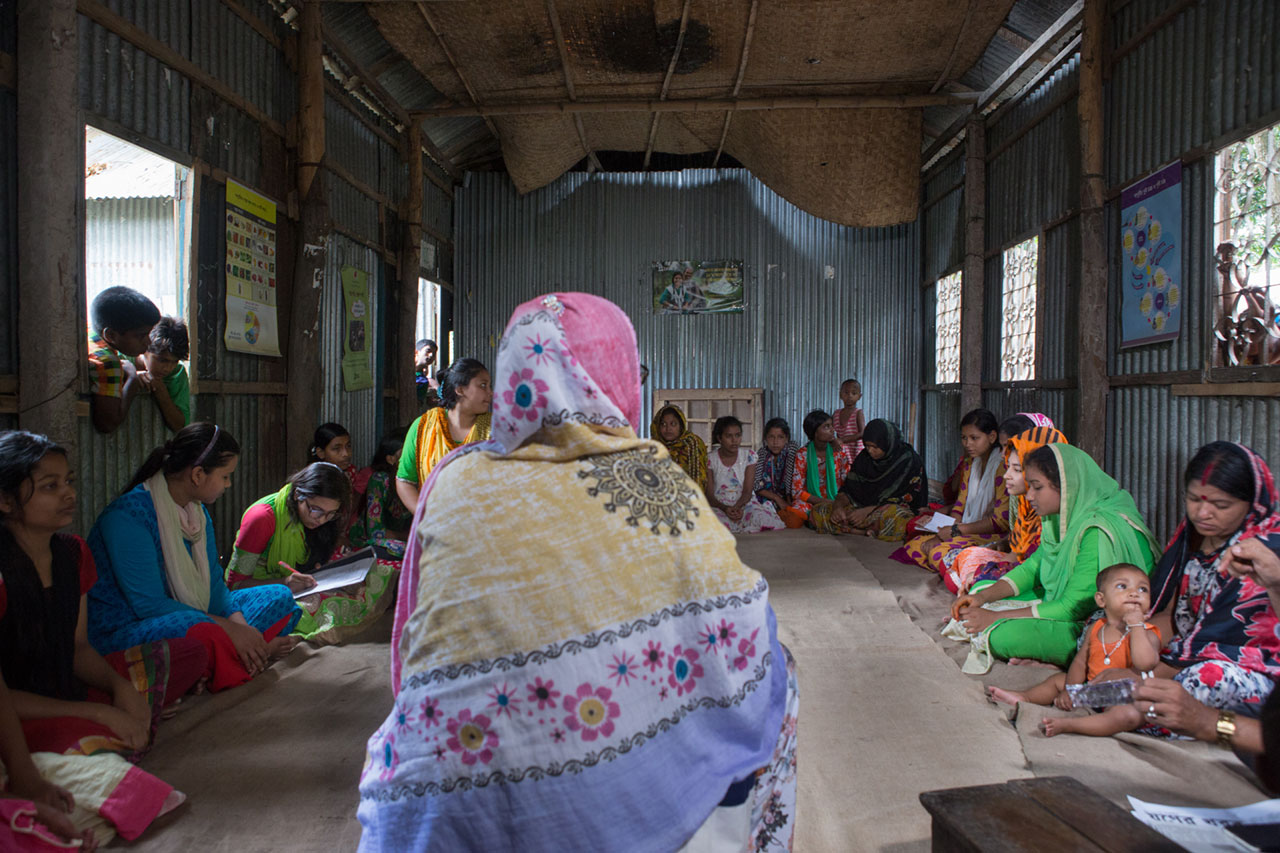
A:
[918, 776, 1182, 852]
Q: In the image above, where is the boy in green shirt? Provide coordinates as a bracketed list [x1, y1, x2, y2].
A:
[136, 316, 191, 431]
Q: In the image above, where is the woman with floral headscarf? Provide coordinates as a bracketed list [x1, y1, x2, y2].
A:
[652, 404, 708, 488]
[359, 294, 798, 852]
[1133, 442, 1280, 737]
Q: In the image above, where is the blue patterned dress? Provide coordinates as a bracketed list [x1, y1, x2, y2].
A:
[87, 486, 300, 654]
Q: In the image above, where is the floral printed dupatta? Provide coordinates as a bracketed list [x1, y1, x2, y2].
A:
[363, 294, 794, 853]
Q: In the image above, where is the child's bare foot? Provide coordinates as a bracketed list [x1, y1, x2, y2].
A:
[1040, 717, 1076, 737]
[266, 635, 300, 660]
[986, 686, 1026, 706]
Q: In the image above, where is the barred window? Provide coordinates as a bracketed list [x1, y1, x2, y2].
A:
[1000, 236, 1039, 382]
[934, 270, 962, 384]
[1213, 122, 1280, 367]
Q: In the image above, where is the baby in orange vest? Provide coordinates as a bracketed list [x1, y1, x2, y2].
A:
[988, 563, 1162, 737]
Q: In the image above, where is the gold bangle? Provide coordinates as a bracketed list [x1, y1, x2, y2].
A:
[1215, 710, 1237, 748]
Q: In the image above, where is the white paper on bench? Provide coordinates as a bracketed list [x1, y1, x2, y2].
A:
[294, 548, 376, 600]
[1127, 795, 1280, 852]
[918, 512, 956, 533]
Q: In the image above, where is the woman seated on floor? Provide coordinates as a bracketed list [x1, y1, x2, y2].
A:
[827, 419, 927, 540]
[951, 444, 1157, 667]
[349, 429, 413, 561]
[902, 408, 1009, 573]
[1132, 442, 1279, 735]
[755, 417, 806, 528]
[0, 429, 204, 757]
[396, 358, 493, 513]
[229, 462, 389, 645]
[359, 293, 798, 851]
[791, 409, 854, 533]
[89, 423, 300, 695]
[945, 423, 1068, 595]
[652, 403, 708, 488]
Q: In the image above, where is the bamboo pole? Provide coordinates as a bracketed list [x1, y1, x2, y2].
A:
[16, 0, 80, 458]
[960, 116, 986, 415]
[1076, 0, 1108, 459]
[398, 125, 424, 426]
[287, 0, 331, 466]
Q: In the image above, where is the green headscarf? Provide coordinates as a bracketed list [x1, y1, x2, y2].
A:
[246, 482, 308, 579]
[1033, 444, 1158, 602]
[805, 441, 838, 501]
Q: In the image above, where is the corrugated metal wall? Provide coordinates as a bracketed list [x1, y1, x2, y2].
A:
[1102, 0, 1280, 540]
[85, 197, 179, 314]
[320, 234, 384, 467]
[455, 169, 920, 441]
[76, 397, 171, 532]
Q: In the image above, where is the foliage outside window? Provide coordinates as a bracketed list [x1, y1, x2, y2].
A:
[1213, 122, 1280, 367]
[934, 270, 962, 384]
[1000, 236, 1038, 382]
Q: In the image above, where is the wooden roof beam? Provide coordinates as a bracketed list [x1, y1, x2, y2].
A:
[419, 92, 978, 118]
[643, 0, 692, 170]
[544, 0, 602, 172]
[713, 0, 759, 168]
[415, 1, 503, 146]
[921, 0, 1083, 167]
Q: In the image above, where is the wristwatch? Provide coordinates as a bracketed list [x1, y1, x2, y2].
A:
[1215, 710, 1237, 748]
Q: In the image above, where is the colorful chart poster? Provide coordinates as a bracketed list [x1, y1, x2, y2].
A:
[1120, 161, 1182, 348]
[223, 179, 281, 356]
[341, 265, 373, 391]
[653, 260, 745, 314]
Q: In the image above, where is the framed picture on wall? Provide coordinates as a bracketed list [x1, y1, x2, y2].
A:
[653, 260, 745, 314]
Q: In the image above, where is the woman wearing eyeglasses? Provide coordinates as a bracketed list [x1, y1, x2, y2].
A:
[227, 462, 372, 643]
[88, 423, 302, 694]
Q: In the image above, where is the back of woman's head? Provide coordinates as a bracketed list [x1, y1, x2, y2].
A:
[437, 358, 488, 409]
[309, 422, 350, 461]
[763, 417, 791, 441]
[998, 414, 1036, 440]
[370, 428, 409, 471]
[0, 431, 67, 518]
[711, 416, 742, 445]
[960, 408, 999, 435]
[126, 423, 240, 493]
[1023, 445, 1061, 490]
[1184, 441, 1254, 504]
[802, 410, 830, 442]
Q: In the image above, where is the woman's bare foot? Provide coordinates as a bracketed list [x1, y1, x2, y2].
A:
[1008, 657, 1058, 669]
[986, 686, 1027, 706]
[266, 635, 300, 660]
[191, 675, 209, 696]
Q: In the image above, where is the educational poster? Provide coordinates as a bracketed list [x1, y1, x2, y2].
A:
[653, 260, 744, 314]
[223, 179, 281, 356]
[1119, 161, 1182, 348]
[341, 265, 373, 391]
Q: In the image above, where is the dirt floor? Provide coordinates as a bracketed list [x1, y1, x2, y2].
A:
[116, 530, 1270, 851]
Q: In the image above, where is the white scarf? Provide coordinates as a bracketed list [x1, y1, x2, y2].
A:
[961, 451, 1000, 525]
[143, 471, 212, 611]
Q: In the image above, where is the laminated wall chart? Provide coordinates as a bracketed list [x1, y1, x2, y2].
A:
[224, 179, 281, 356]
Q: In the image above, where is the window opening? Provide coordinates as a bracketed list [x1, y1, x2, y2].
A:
[1213, 122, 1280, 367]
[84, 127, 190, 323]
[934, 270, 962, 384]
[1000, 236, 1039, 382]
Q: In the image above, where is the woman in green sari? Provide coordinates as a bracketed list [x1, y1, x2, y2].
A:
[951, 444, 1157, 666]
[227, 463, 394, 644]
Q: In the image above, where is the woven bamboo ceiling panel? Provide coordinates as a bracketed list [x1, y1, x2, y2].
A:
[371, 0, 1013, 226]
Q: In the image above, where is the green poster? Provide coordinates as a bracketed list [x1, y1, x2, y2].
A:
[341, 265, 373, 391]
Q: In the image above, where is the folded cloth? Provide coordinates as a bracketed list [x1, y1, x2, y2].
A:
[940, 599, 1041, 675]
